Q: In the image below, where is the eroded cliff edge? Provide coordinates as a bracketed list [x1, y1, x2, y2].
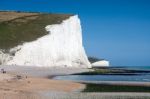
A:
[0, 11, 91, 68]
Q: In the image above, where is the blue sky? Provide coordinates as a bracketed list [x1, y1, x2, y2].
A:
[0, 0, 150, 66]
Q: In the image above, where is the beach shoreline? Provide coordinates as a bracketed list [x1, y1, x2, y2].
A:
[1, 65, 150, 99]
[0, 65, 90, 99]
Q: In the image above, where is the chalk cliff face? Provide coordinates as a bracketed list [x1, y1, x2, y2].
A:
[0, 15, 91, 68]
[92, 60, 109, 67]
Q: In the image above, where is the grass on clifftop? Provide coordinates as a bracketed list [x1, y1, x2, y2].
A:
[0, 11, 71, 50]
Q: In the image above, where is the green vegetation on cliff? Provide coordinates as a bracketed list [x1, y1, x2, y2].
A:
[0, 11, 71, 50]
[88, 57, 104, 63]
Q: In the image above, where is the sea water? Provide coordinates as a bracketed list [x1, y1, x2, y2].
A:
[54, 66, 150, 82]
[118, 66, 150, 70]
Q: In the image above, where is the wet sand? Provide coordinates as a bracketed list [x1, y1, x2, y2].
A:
[0, 65, 90, 99]
[0, 73, 85, 99]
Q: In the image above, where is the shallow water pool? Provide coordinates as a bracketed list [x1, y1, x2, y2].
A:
[54, 74, 150, 82]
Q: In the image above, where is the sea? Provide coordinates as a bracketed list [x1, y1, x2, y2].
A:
[54, 66, 150, 82]
[111, 66, 150, 70]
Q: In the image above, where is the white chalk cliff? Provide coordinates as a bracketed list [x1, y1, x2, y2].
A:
[0, 15, 91, 68]
[92, 60, 109, 67]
